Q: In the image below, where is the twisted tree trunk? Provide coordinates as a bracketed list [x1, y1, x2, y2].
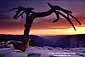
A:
[22, 15, 34, 51]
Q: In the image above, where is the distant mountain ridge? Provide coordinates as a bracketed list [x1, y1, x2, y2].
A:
[0, 34, 85, 47]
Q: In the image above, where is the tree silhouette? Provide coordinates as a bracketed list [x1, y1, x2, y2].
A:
[10, 3, 81, 51]
[10, 6, 70, 36]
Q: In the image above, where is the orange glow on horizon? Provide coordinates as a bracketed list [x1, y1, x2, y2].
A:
[30, 27, 85, 35]
[0, 27, 85, 36]
[0, 16, 85, 36]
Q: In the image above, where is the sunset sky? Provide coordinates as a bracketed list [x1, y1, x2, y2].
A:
[0, 0, 85, 36]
